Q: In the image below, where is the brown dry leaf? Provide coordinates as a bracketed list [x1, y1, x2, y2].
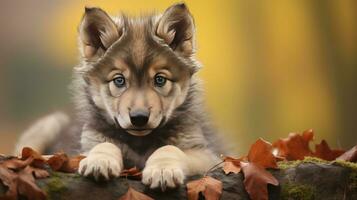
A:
[222, 156, 242, 174]
[62, 155, 86, 173]
[187, 176, 222, 200]
[241, 162, 279, 200]
[337, 145, 357, 162]
[273, 130, 314, 160]
[0, 162, 18, 199]
[314, 140, 345, 161]
[16, 166, 47, 200]
[221, 139, 279, 200]
[47, 153, 85, 173]
[47, 153, 68, 171]
[248, 138, 278, 169]
[1, 157, 34, 170]
[0, 157, 48, 200]
[120, 167, 142, 179]
[119, 187, 153, 200]
[21, 147, 46, 168]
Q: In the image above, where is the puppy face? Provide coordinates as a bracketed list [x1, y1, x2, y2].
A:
[79, 4, 198, 136]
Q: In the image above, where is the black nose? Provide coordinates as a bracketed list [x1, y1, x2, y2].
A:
[130, 110, 149, 127]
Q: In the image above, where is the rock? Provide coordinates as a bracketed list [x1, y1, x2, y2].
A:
[1, 159, 356, 199]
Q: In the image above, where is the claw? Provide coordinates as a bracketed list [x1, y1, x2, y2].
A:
[161, 180, 167, 191]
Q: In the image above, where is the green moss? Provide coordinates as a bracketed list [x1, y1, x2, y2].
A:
[50, 171, 63, 178]
[280, 183, 315, 200]
[278, 157, 330, 169]
[302, 157, 330, 164]
[44, 177, 67, 195]
[333, 160, 357, 171]
[278, 160, 301, 170]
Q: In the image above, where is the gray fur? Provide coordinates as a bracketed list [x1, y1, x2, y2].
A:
[28, 3, 226, 170]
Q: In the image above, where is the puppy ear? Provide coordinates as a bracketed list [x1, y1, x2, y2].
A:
[79, 7, 121, 60]
[156, 3, 195, 57]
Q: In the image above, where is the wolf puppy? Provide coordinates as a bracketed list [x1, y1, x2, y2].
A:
[15, 3, 224, 190]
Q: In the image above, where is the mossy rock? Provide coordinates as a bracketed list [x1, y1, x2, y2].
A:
[1, 158, 357, 199]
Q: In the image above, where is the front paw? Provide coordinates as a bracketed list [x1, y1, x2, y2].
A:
[79, 153, 122, 181]
[142, 164, 185, 191]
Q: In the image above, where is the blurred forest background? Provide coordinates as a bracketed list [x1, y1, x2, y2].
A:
[0, 0, 356, 155]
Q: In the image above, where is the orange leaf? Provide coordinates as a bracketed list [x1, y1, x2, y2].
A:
[302, 129, 314, 142]
[16, 166, 47, 200]
[273, 130, 314, 160]
[47, 153, 68, 171]
[314, 140, 345, 161]
[61, 155, 86, 173]
[119, 187, 153, 200]
[222, 156, 242, 174]
[0, 157, 48, 200]
[47, 153, 85, 173]
[21, 147, 47, 168]
[1, 157, 34, 170]
[241, 162, 279, 200]
[337, 145, 357, 162]
[248, 138, 277, 169]
[120, 167, 142, 179]
[187, 176, 222, 200]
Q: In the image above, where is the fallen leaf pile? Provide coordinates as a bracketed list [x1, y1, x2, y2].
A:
[0, 147, 83, 199]
[0, 130, 356, 200]
[273, 129, 346, 161]
[0, 148, 153, 200]
[186, 130, 356, 200]
[0, 156, 48, 200]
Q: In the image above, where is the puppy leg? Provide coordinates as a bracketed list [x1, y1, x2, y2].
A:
[79, 142, 123, 181]
[142, 145, 219, 190]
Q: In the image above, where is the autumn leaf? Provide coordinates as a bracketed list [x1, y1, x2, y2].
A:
[238, 139, 279, 200]
[120, 167, 142, 179]
[221, 138, 280, 200]
[119, 187, 153, 200]
[0, 161, 18, 199]
[47, 153, 85, 173]
[21, 147, 47, 168]
[314, 140, 345, 161]
[47, 153, 67, 171]
[1, 156, 33, 170]
[248, 138, 278, 169]
[337, 145, 357, 162]
[241, 162, 278, 200]
[16, 166, 48, 199]
[222, 156, 242, 174]
[273, 130, 314, 160]
[0, 157, 48, 200]
[63, 155, 86, 173]
[187, 176, 222, 200]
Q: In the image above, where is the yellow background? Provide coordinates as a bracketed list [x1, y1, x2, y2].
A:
[0, 1, 356, 154]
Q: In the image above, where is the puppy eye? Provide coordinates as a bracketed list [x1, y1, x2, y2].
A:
[154, 75, 167, 87]
[113, 75, 126, 88]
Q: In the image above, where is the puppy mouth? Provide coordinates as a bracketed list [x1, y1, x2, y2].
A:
[125, 128, 153, 136]
[113, 116, 161, 136]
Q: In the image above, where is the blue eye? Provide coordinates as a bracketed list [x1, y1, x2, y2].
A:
[154, 75, 167, 87]
[113, 76, 125, 87]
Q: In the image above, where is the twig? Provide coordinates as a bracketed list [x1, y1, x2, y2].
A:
[204, 160, 224, 176]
